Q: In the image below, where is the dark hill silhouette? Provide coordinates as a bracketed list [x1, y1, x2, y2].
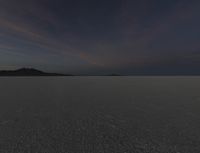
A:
[0, 68, 72, 76]
[107, 73, 121, 76]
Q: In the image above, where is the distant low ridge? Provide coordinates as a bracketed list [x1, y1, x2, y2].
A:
[0, 68, 72, 76]
[107, 73, 121, 76]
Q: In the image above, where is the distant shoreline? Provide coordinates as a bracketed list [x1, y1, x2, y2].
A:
[1, 68, 200, 76]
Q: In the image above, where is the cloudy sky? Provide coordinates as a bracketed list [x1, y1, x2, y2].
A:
[0, 0, 200, 75]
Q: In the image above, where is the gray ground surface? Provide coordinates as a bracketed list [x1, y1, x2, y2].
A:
[0, 77, 200, 153]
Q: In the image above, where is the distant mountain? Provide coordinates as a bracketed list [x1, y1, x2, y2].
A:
[0, 68, 72, 76]
[107, 73, 121, 76]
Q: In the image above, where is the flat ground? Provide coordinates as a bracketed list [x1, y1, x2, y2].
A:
[0, 77, 200, 153]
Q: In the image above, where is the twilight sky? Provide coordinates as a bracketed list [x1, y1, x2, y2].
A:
[0, 0, 200, 75]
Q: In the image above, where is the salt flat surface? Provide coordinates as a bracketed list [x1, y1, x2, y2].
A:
[0, 77, 200, 153]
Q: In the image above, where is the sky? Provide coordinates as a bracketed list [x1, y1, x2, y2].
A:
[0, 0, 200, 75]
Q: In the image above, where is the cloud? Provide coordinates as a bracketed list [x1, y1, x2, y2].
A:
[0, 15, 103, 66]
